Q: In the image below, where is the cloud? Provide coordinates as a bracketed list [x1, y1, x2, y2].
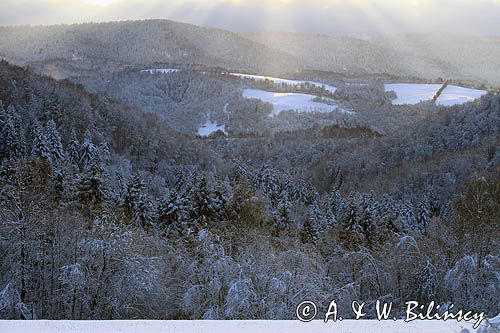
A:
[0, 0, 499, 36]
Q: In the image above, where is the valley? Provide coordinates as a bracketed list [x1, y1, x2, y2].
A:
[0, 18, 498, 322]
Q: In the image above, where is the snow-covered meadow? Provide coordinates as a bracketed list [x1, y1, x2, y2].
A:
[384, 83, 443, 105]
[385, 83, 487, 106]
[231, 73, 337, 94]
[436, 85, 488, 106]
[242, 89, 348, 116]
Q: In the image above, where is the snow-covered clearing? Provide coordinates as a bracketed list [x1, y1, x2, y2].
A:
[231, 73, 337, 94]
[242, 89, 349, 117]
[436, 85, 488, 106]
[385, 83, 488, 106]
[141, 68, 180, 74]
[385, 83, 442, 105]
[197, 120, 227, 137]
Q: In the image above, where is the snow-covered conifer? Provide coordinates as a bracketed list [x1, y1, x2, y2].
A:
[77, 158, 106, 207]
[30, 120, 51, 160]
[0, 106, 23, 160]
[79, 131, 97, 169]
[417, 198, 431, 232]
[45, 120, 65, 162]
[66, 129, 80, 165]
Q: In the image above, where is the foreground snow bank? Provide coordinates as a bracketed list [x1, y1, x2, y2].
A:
[0, 319, 483, 333]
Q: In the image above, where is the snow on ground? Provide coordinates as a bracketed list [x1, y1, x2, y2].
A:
[0, 319, 483, 333]
[197, 120, 227, 137]
[242, 89, 349, 117]
[385, 83, 487, 106]
[345, 82, 368, 86]
[231, 73, 337, 94]
[385, 83, 442, 105]
[141, 68, 180, 74]
[436, 85, 487, 106]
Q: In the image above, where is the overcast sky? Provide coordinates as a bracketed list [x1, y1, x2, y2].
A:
[1, 0, 499, 36]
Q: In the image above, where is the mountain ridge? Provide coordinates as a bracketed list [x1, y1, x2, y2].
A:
[0, 19, 499, 88]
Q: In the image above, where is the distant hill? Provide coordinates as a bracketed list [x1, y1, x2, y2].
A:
[243, 31, 500, 88]
[0, 20, 298, 78]
[0, 20, 499, 87]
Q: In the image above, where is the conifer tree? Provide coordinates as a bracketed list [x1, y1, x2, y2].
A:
[212, 176, 234, 221]
[77, 158, 106, 208]
[27, 88, 43, 116]
[132, 193, 156, 229]
[190, 177, 217, 226]
[308, 200, 324, 229]
[0, 106, 23, 160]
[0, 101, 7, 127]
[45, 120, 65, 162]
[345, 203, 358, 232]
[123, 172, 156, 229]
[360, 207, 376, 248]
[417, 198, 431, 233]
[324, 207, 337, 228]
[97, 141, 111, 165]
[301, 217, 319, 245]
[414, 260, 437, 303]
[272, 197, 291, 236]
[42, 93, 61, 123]
[396, 201, 416, 232]
[0, 102, 7, 159]
[80, 131, 97, 169]
[158, 188, 187, 225]
[51, 169, 65, 204]
[124, 173, 144, 219]
[339, 203, 361, 250]
[30, 120, 51, 160]
[66, 130, 81, 166]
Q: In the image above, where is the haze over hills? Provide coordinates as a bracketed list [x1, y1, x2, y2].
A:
[244, 31, 500, 87]
[0, 19, 499, 88]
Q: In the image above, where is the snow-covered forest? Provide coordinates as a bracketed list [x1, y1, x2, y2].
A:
[0, 19, 498, 321]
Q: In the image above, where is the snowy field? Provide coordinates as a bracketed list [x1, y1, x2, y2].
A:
[436, 85, 488, 106]
[242, 89, 347, 116]
[197, 120, 227, 137]
[231, 73, 337, 94]
[385, 83, 487, 106]
[385, 83, 442, 105]
[141, 68, 180, 74]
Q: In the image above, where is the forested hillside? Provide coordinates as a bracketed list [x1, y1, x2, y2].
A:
[1, 20, 500, 90]
[0, 20, 297, 79]
[0, 59, 498, 320]
[244, 32, 500, 88]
